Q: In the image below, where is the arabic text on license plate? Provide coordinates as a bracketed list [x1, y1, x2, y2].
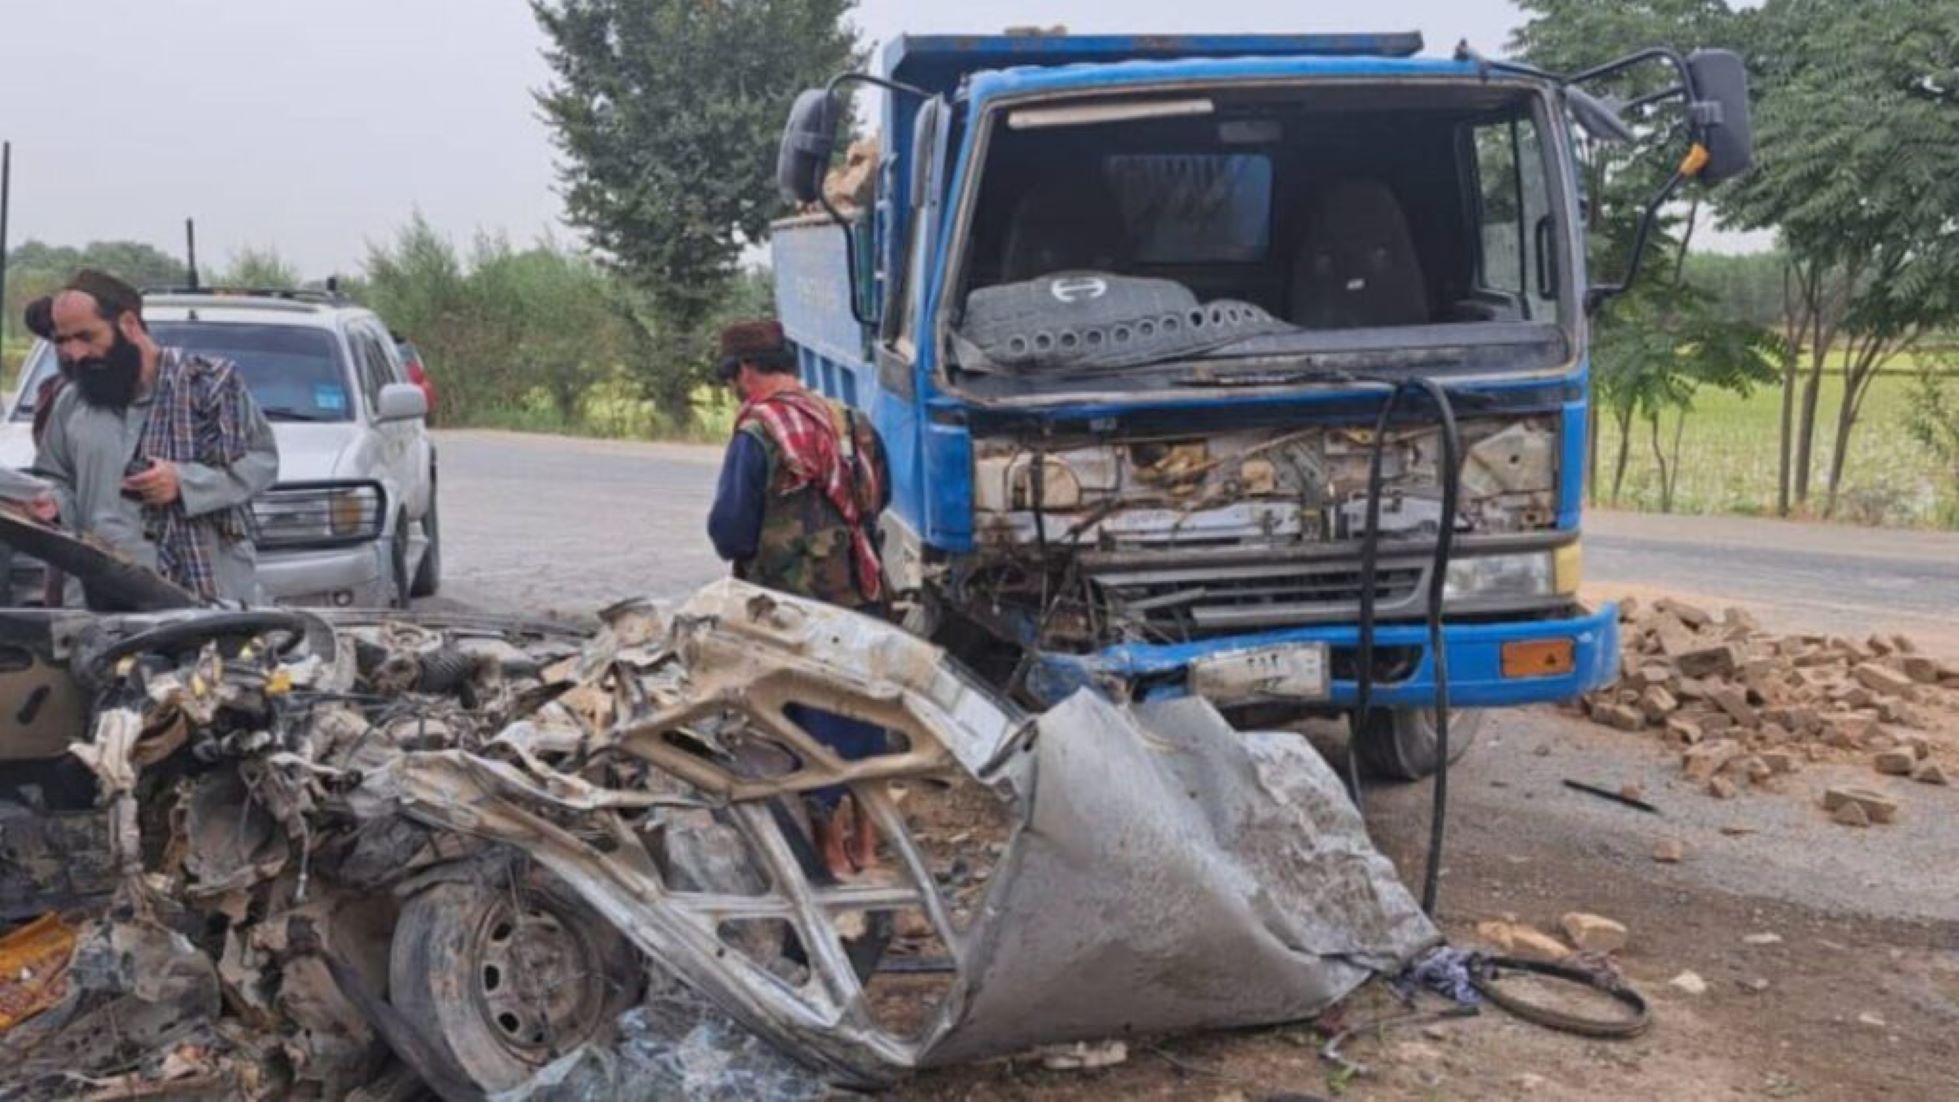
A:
[1190, 644, 1330, 702]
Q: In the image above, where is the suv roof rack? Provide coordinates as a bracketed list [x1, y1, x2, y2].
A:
[141, 285, 353, 305]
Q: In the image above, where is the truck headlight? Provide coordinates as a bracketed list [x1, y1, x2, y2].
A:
[1443, 551, 1557, 602]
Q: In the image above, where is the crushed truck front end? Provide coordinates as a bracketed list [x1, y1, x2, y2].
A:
[773, 36, 1621, 751]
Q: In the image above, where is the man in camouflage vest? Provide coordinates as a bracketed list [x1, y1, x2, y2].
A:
[707, 319, 892, 879]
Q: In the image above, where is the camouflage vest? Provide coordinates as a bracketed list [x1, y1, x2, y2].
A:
[738, 401, 884, 609]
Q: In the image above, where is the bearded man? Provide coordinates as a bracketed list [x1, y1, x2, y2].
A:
[33, 270, 278, 606]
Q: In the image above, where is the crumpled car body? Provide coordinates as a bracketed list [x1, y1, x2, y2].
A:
[0, 577, 1434, 1096]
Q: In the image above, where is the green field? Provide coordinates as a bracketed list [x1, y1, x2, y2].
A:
[12, 333, 1955, 528]
[1593, 354, 1959, 529]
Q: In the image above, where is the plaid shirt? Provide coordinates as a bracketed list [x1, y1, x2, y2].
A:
[134, 348, 260, 600]
[735, 388, 884, 603]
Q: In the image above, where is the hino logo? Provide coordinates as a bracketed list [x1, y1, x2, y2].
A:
[1050, 276, 1109, 303]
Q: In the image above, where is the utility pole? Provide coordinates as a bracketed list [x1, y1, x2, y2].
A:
[185, 218, 199, 290]
[1, 141, 11, 353]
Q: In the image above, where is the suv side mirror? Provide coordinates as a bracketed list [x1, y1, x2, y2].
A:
[1687, 49, 1753, 183]
[376, 382, 428, 423]
[778, 89, 840, 206]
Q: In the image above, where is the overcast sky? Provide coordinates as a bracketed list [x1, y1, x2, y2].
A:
[0, 1, 1752, 277]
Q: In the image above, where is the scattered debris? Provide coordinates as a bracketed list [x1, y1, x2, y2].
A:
[1587, 601, 1958, 806]
[1653, 839, 1687, 864]
[1832, 801, 1872, 828]
[1474, 921, 1569, 964]
[1823, 787, 1901, 825]
[1560, 913, 1629, 954]
[1742, 933, 1784, 946]
[1037, 1039, 1130, 1071]
[1857, 1012, 1888, 1029]
[0, 580, 1437, 1096]
[1562, 779, 1660, 814]
[1669, 971, 1709, 996]
[1874, 749, 1917, 775]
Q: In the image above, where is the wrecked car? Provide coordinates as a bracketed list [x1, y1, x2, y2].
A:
[0, 511, 1434, 1098]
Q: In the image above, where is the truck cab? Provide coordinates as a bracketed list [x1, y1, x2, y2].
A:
[771, 32, 1751, 776]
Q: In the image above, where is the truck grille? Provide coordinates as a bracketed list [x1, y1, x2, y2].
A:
[1088, 556, 1426, 637]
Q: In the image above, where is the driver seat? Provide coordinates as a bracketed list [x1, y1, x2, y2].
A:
[1289, 178, 1430, 329]
[999, 177, 1128, 283]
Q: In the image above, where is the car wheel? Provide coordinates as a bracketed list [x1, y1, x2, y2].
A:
[388, 876, 643, 1093]
[389, 518, 412, 609]
[1351, 707, 1485, 782]
[410, 484, 441, 598]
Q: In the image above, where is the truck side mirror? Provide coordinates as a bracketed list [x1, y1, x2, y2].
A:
[777, 88, 840, 206]
[1686, 49, 1753, 184]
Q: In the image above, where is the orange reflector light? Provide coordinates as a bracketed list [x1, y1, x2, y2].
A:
[1503, 638, 1575, 679]
[1680, 142, 1711, 178]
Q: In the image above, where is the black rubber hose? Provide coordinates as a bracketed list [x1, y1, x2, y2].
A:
[1353, 377, 1462, 917]
[1472, 955, 1652, 1039]
[1351, 385, 1407, 817]
[1409, 377, 1463, 917]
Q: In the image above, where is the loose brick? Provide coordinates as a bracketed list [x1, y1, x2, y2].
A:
[1822, 787, 1900, 824]
[1853, 663, 1918, 700]
[1874, 749, 1917, 776]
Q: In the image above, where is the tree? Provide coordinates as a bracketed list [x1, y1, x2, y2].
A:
[1904, 368, 1959, 527]
[213, 246, 300, 289]
[5, 238, 189, 326]
[1725, 0, 1959, 517]
[1511, 1, 1770, 506]
[532, 0, 862, 429]
[362, 214, 635, 427]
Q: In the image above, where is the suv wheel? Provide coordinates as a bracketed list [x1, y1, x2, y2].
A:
[389, 518, 412, 609]
[410, 482, 441, 598]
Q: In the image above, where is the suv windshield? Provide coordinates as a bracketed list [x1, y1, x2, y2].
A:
[10, 322, 352, 423]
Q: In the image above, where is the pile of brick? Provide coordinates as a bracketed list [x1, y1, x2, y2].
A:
[1580, 598, 1956, 818]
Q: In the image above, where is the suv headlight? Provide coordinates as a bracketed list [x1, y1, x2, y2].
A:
[255, 483, 384, 548]
[1443, 551, 1558, 602]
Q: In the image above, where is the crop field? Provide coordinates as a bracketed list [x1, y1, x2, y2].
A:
[1594, 354, 1959, 529]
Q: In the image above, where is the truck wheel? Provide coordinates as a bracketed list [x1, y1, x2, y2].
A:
[1352, 707, 1485, 782]
[410, 485, 441, 598]
[388, 877, 642, 1093]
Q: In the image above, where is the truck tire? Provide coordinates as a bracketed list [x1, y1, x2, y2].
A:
[388, 877, 642, 1093]
[1352, 707, 1484, 782]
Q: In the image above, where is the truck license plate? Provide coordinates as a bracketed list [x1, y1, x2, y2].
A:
[1189, 644, 1331, 703]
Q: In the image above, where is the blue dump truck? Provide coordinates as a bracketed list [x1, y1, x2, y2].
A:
[770, 32, 1752, 779]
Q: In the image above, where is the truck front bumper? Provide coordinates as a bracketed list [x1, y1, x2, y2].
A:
[1025, 602, 1620, 710]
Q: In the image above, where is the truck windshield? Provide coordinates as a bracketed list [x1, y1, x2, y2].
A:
[948, 81, 1571, 390]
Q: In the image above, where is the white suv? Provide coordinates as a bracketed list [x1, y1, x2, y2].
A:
[2, 288, 439, 607]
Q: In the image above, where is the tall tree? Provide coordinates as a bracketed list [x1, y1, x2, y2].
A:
[532, 0, 862, 428]
[1724, 0, 1959, 517]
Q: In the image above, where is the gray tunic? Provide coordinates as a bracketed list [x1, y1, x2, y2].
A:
[35, 377, 278, 605]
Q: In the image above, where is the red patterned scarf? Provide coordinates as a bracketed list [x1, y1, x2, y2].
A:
[736, 387, 883, 602]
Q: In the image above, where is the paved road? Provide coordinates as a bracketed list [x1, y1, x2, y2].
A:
[1585, 508, 1959, 652]
[434, 429, 1959, 650]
